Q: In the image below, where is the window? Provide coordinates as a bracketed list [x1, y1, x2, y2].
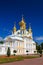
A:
[18, 32, 20, 34]
[23, 30, 24, 34]
[26, 44, 29, 48]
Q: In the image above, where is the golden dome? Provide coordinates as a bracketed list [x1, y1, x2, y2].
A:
[19, 16, 26, 26]
[19, 16, 26, 30]
[19, 20, 25, 26]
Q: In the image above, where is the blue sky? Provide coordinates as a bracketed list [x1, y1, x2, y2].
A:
[0, 0, 43, 43]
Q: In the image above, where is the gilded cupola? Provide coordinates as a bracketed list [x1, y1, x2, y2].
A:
[19, 16, 26, 30]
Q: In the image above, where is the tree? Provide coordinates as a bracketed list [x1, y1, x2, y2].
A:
[36, 42, 39, 50]
[13, 50, 17, 56]
[36, 42, 43, 54]
[36, 42, 42, 54]
[41, 43, 43, 50]
[37, 45, 42, 54]
[26, 50, 29, 55]
[7, 47, 10, 57]
[0, 41, 4, 44]
[40, 42, 43, 54]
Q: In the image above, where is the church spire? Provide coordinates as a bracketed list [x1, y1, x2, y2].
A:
[22, 14, 24, 21]
[13, 22, 16, 34]
[28, 23, 33, 39]
[28, 23, 32, 33]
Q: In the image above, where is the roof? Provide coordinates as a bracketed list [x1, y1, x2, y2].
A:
[4, 36, 24, 42]
[11, 36, 23, 41]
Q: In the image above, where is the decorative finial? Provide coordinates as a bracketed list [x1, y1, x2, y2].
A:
[22, 14, 23, 20]
[13, 22, 16, 34]
[28, 23, 32, 33]
[29, 23, 31, 29]
[21, 14, 25, 24]
[14, 22, 16, 27]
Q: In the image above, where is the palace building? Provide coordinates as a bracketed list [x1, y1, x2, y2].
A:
[0, 17, 37, 55]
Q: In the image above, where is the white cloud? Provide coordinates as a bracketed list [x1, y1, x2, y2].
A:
[35, 36, 43, 41]
[0, 37, 3, 41]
